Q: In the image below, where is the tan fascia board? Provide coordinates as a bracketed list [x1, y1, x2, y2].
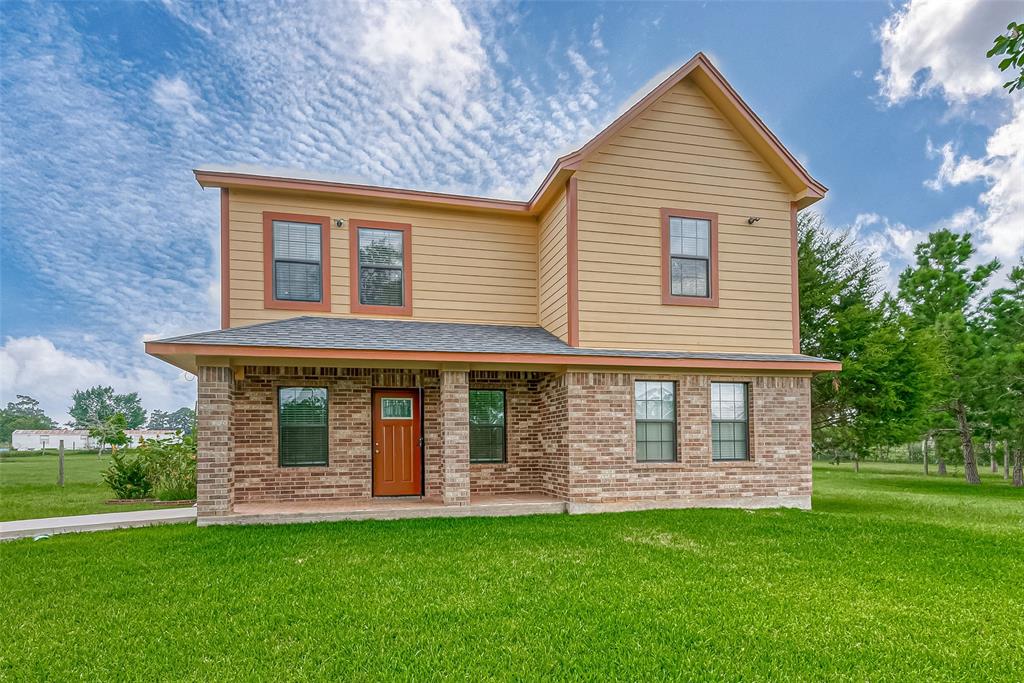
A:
[194, 169, 533, 215]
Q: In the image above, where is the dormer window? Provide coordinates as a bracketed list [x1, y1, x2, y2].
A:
[660, 208, 719, 307]
[262, 212, 331, 312]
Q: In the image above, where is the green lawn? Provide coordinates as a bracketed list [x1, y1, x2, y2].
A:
[0, 451, 174, 521]
[2, 463, 1021, 680]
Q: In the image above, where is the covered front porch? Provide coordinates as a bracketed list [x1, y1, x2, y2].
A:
[194, 364, 570, 521]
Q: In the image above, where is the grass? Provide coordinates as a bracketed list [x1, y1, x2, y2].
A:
[2, 463, 1022, 680]
[0, 451, 173, 521]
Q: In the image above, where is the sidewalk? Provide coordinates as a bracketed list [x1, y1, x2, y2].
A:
[0, 507, 197, 541]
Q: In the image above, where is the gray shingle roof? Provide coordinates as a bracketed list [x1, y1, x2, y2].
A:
[152, 316, 836, 364]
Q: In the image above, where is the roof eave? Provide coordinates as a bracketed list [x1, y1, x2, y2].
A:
[194, 169, 533, 215]
[145, 340, 842, 375]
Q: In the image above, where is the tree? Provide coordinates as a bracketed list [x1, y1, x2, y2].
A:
[0, 395, 56, 443]
[979, 260, 1024, 486]
[798, 213, 940, 467]
[69, 386, 146, 430]
[987, 21, 1024, 94]
[89, 413, 129, 455]
[148, 407, 196, 434]
[897, 230, 1000, 484]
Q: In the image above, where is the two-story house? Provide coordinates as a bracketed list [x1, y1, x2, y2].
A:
[146, 53, 840, 525]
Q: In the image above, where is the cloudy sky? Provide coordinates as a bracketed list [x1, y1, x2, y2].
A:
[1, 0, 1021, 423]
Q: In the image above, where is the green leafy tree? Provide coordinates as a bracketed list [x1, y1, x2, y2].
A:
[148, 407, 196, 434]
[89, 413, 129, 455]
[69, 386, 146, 430]
[979, 261, 1024, 486]
[798, 213, 939, 467]
[897, 230, 1000, 484]
[987, 21, 1024, 94]
[0, 395, 56, 443]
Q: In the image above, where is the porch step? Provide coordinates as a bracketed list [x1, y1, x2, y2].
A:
[200, 496, 567, 526]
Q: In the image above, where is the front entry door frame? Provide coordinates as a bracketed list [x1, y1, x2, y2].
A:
[371, 388, 424, 497]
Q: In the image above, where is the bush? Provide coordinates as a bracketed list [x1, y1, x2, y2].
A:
[102, 451, 153, 499]
[101, 432, 197, 501]
[139, 434, 197, 501]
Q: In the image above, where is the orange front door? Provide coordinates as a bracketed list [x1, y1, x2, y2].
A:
[372, 389, 422, 496]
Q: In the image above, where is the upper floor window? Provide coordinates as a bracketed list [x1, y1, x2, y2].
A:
[262, 212, 331, 312]
[274, 220, 323, 302]
[660, 208, 719, 307]
[350, 220, 413, 315]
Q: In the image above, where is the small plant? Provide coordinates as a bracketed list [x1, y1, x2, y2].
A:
[139, 433, 197, 501]
[102, 450, 153, 499]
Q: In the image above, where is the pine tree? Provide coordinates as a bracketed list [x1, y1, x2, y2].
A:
[897, 230, 1000, 484]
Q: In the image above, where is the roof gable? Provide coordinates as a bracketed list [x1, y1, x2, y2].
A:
[529, 53, 826, 211]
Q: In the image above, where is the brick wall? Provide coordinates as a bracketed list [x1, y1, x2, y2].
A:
[565, 372, 812, 508]
[537, 373, 569, 498]
[196, 364, 811, 514]
[226, 367, 448, 506]
[468, 372, 544, 496]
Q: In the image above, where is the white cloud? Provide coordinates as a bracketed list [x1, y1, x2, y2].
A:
[590, 16, 606, 53]
[0, 337, 196, 424]
[152, 75, 209, 126]
[871, 0, 1024, 282]
[924, 102, 1024, 260]
[875, 0, 1009, 105]
[356, 0, 488, 102]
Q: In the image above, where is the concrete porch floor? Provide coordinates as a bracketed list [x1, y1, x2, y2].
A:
[200, 494, 567, 526]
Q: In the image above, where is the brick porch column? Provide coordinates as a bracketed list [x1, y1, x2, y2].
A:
[196, 366, 234, 518]
[439, 369, 470, 506]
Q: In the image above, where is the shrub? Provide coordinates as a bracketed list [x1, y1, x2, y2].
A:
[139, 433, 197, 501]
[102, 450, 153, 499]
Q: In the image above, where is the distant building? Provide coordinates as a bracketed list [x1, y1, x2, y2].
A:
[11, 429, 179, 451]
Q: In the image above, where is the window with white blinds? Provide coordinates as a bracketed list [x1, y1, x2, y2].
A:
[273, 220, 322, 302]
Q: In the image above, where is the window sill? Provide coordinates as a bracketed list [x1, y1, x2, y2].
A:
[266, 298, 331, 312]
[661, 293, 719, 307]
[709, 459, 757, 467]
[631, 460, 759, 470]
[349, 302, 413, 316]
[633, 461, 687, 470]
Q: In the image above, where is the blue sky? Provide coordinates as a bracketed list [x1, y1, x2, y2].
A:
[1, 0, 1021, 422]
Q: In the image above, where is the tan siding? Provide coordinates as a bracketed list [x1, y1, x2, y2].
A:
[228, 190, 538, 327]
[537, 187, 568, 341]
[575, 78, 796, 353]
